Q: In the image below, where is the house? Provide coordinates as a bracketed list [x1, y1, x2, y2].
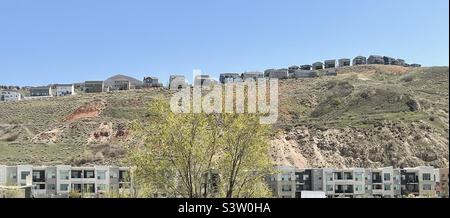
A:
[219, 73, 241, 84]
[241, 72, 263, 81]
[312, 62, 324, 70]
[383, 56, 396, 65]
[367, 55, 385, 64]
[288, 65, 300, 74]
[267, 69, 288, 79]
[143, 77, 163, 88]
[352, 56, 367, 65]
[324, 60, 336, 69]
[169, 75, 188, 90]
[84, 81, 104, 93]
[30, 86, 52, 97]
[410, 64, 422, 68]
[0, 90, 21, 102]
[300, 65, 312, 70]
[338, 58, 351, 67]
[393, 59, 406, 66]
[105, 74, 142, 90]
[194, 75, 217, 86]
[1, 165, 132, 198]
[290, 70, 318, 78]
[55, 84, 75, 96]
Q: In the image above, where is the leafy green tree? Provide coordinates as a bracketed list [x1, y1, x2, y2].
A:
[127, 98, 272, 198]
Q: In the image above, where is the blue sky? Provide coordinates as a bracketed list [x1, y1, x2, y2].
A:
[0, 0, 448, 86]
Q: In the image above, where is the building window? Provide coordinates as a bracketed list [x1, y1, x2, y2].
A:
[48, 184, 56, 190]
[423, 173, 431, 181]
[384, 184, 391, 191]
[71, 170, 82, 179]
[47, 171, 56, 179]
[84, 184, 96, 193]
[354, 173, 363, 181]
[60, 184, 69, 191]
[97, 170, 106, 180]
[20, 171, 30, 180]
[355, 185, 363, 192]
[281, 185, 292, 192]
[84, 170, 95, 179]
[384, 173, 391, 181]
[423, 184, 432, 191]
[97, 184, 108, 192]
[59, 170, 69, 180]
[365, 185, 371, 190]
[281, 174, 290, 181]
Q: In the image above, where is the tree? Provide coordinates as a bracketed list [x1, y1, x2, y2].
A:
[127, 98, 272, 198]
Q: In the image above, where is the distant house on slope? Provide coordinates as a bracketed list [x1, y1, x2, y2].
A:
[143, 77, 163, 88]
[30, 86, 52, 97]
[0, 90, 21, 102]
[104, 74, 143, 91]
[84, 81, 105, 93]
[352, 56, 367, 65]
[55, 84, 75, 96]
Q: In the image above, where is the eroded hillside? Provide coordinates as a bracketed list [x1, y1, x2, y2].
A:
[0, 65, 448, 169]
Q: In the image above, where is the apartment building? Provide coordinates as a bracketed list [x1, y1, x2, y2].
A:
[268, 166, 445, 198]
[0, 165, 131, 198]
[401, 166, 437, 197]
[0, 90, 21, 102]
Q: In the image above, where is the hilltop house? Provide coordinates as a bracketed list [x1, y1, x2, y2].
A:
[0, 90, 21, 102]
[169, 75, 187, 90]
[266, 69, 288, 79]
[241, 72, 263, 81]
[143, 77, 163, 88]
[324, 60, 336, 69]
[352, 56, 367, 65]
[219, 73, 241, 83]
[338, 58, 351, 67]
[194, 75, 217, 86]
[105, 74, 142, 91]
[367, 55, 384, 65]
[288, 65, 300, 74]
[84, 81, 105, 93]
[383, 56, 396, 65]
[55, 84, 75, 96]
[312, 62, 324, 70]
[300, 65, 312, 70]
[30, 86, 52, 97]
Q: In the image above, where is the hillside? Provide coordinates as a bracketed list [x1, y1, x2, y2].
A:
[0, 65, 448, 168]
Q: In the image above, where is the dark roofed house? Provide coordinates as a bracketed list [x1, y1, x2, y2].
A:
[352, 56, 367, 65]
[383, 56, 396, 65]
[84, 81, 104, 93]
[241, 72, 263, 80]
[324, 60, 336, 69]
[338, 58, 351, 67]
[312, 62, 324, 70]
[267, 69, 288, 79]
[393, 59, 406, 66]
[409, 64, 422, 68]
[219, 73, 241, 83]
[367, 55, 384, 65]
[30, 86, 52, 97]
[288, 65, 300, 74]
[300, 65, 312, 70]
[143, 77, 163, 88]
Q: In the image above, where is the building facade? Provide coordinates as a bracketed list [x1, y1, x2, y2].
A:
[169, 75, 188, 90]
[55, 84, 75, 96]
[0, 165, 131, 198]
[0, 90, 21, 102]
[30, 86, 52, 97]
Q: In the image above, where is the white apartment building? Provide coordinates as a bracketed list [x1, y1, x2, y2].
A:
[55, 84, 75, 96]
[0, 165, 131, 198]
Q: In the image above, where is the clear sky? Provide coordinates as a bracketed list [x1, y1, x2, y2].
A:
[0, 0, 448, 86]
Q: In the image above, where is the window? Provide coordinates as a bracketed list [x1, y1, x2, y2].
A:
[365, 185, 371, 190]
[47, 184, 56, 190]
[354, 173, 363, 181]
[35, 184, 46, 190]
[84, 170, 95, 179]
[84, 184, 96, 193]
[21, 171, 30, 180]
[384, 184, 391, 191]
[60, 184, 69, 191]
[355, 185, 363, 192]
[281, 185, 292, 192]
[326, 173, 333, 181]
[59, 170, 69, 180]
[97, 171, 106, 180]
[110, 171, 118, 179]
[97, 184, 108, 192]
[47, 171, 56, 179]
[423, 173, 431, 181]
[281, 174, 290, 181]
[10, 172, 17, 179]
[384, 173, 391, 181]
[423, 184, 432, 191]
[71, 170, 82, 179]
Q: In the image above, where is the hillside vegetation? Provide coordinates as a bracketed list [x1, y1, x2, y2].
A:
[0, 65, 448, 168]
